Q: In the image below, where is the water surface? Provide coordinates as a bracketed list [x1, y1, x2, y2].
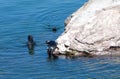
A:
[0, 0, 120, 79]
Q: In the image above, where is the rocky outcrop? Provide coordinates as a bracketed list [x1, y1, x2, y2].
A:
[54, 0, 120, 56]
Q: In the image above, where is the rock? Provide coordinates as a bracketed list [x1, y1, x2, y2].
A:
[54, 0, 120, 56]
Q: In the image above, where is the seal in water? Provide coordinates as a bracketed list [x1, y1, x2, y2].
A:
[46, 40, 58, 58]
[27, 35, 35, 50]
[52, 27, 57, 32]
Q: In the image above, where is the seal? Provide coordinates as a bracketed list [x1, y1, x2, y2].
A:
[52, 27, 57, 32]
[46, 40, 58, 58]
[27, 35, 35, 50]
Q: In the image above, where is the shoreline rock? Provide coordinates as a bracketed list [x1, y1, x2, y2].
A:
[54, 0, 120, 56]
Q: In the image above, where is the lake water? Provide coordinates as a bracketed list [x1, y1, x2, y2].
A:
[0, 0, 120, 79]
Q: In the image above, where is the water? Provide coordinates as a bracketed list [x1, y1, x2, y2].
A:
[0, 0, 120, 79]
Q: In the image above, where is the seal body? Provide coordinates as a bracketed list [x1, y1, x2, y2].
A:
[46, 40, 58, 58]
[52, 27, 57, 32]
[27, 35, 35, 50]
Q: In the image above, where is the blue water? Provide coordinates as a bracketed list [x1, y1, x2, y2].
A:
[0, 0, 120, 79]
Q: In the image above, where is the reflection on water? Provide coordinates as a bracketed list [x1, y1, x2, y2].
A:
[0, 0, 120, 79]
[28, 49, 34, 55]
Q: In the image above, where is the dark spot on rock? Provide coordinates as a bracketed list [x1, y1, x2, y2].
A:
[81, 51, 93, 57]
[109, 46, 120, 51]
[64, 44, 69, 48]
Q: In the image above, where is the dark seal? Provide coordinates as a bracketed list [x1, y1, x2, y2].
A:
[52, 27, 57, 32]
[27, 35, 35, 54]
[46, 40, 58, 58]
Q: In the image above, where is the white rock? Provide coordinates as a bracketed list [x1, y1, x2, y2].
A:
[55, 0, 120, 56]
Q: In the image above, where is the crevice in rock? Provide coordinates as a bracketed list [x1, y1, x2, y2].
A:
[75, 38, 94, 45]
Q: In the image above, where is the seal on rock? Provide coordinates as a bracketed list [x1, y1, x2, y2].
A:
[46, 40, 58, 58]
